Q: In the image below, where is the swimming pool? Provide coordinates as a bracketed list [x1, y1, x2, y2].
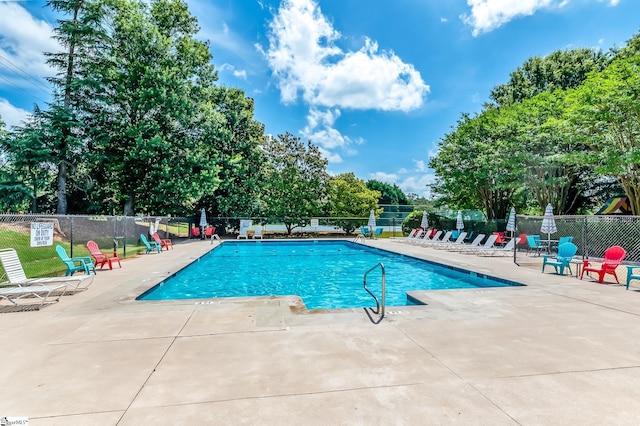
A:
[137, 240, 523, 309]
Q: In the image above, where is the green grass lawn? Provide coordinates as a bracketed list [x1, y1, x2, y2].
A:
[0, 228, 147, 279]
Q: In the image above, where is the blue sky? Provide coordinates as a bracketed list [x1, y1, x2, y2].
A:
[1, 0, 639, 197]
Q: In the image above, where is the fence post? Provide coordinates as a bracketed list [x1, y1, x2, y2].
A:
[583, 216, 588, 260]
[70, 217, 74, 257]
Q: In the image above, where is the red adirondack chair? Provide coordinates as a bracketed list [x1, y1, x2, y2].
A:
[152, 232, 173, 250]
[86, 240, 121, 270]
[581, 245, 626, 284]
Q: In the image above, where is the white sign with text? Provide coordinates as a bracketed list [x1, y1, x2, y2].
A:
[30, 222, 54, 247]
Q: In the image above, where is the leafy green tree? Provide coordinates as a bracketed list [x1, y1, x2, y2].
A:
[566, 53, 640, 215]
[203, 88, 266, 218]
[327, 173, 381, 234]
[44, 0, 107, 214]
[490, 48, 609, 107]
[85, 0, 221, 215]
[262, 132, 329, 234]
[0, 109, 58, 212]
[429, 109, 520, 219]
[366, 180, 409, 205]
[504, 91, 595, 214]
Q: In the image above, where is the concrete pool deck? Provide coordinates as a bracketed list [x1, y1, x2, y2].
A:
[2, 238, 640, 425]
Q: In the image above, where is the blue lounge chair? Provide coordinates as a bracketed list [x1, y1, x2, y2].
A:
[374, 228, 383, 238]
[55, 245, 97, 276]
[542, 243, 578, 276]
[140, 234, 162, 254]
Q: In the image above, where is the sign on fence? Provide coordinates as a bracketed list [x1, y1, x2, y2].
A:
[310, 218, 319, 228]
[240, 220, 252, 234]
[30, 222, 54, 247]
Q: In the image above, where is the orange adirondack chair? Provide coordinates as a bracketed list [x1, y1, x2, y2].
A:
[153, 232, 173, 250]
[581, 245, 626, 284]
[86, 240, 121, 270]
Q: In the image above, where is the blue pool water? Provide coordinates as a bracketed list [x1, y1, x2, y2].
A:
[137, 240, 523, 309]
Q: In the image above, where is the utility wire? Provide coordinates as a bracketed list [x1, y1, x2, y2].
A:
[0, 53, 51, 93]
[0, 73, 49, 105]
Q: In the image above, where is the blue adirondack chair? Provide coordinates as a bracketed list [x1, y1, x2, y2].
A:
[542, 243, 578, 276]
[374, 227, 383, 238]
[526, 235, 546, 256]
[140, 234, 162, 254]
[626, 266, 640, 290]
[558, 236, 573, 246]
[55, 245, 96, 276]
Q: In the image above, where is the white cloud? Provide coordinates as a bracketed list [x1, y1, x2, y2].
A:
[0, 3, 58, 80]
[301, 107, 361, 163]
[413, 160, 427, 172]
[0, 99, 31, 129]
[368, 171, 398, 183]
[264, 1, 429, 110]
[264, 0, 429, 164]
[461, 0, 567, 36]
[219, 63, 248, 80]
[233, 69, 247, 79]
[369, 167, 434, 198]
[397, 173, 434, 198]
[318, 147, 342, 163]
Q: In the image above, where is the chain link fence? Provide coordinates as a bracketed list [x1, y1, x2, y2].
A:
[514, 215, 640, 262]
[2, 211, 638, 280]
[514, 215, 640, 283]
[0, 213, 182, 279]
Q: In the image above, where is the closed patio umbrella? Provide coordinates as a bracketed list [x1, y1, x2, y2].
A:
[368, 209, 376, 235]
[540, 204, 557, 246]
[199, 208, 207, 239]
[506, 207, 516, 238]
[420, 211, 428, 230]
[456, 210, 464, 232]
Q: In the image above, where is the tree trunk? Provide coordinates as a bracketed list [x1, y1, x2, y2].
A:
[123, 195, 135, 216]
[57, 161, 68, 214]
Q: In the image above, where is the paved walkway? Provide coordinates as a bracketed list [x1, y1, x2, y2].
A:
[1, 238, 640, 425]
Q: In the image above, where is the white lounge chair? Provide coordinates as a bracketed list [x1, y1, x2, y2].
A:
[460, 234, 498, 254]
[237, 228, 248, 239]
[434, 232, 467, 249]
[402, 228, 421, 240]
[420, 231, 452, 246]
[412, 230, 442, 245]
[396, 228, 423, 242]
[253, 227, 263, 239]
[0, 284, 67, 309]
[0, 248, 93, 291]
[476, 237, 517, 256]
[447, 234, 485, 252]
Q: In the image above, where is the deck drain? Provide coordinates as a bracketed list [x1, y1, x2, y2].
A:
[195, 301, 220, 305]
[386, 310, 410, 315]
[475, 290, 496, 294]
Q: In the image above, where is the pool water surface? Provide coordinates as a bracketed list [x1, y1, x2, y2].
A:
[137, 240, 523, 309]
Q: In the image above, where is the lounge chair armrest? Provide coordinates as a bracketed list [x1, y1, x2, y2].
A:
[69, 256, 93, 264]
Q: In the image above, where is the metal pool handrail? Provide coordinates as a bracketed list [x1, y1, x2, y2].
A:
[363, 262, 386, 319]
